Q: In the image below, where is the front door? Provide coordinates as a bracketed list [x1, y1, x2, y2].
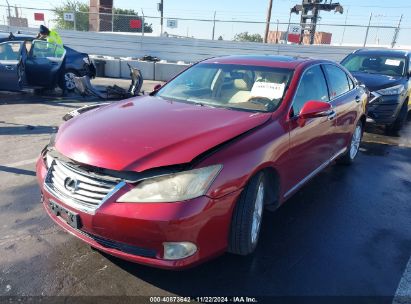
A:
[283, 64, 335, 198]
[25, 40, 66, 88]
[0, 41, 25, 91]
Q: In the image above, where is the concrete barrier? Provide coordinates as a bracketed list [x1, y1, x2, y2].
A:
[120, 59, 155, 80]
[154, 62, 191, 82]
[103, 57, 121, 78]
[2, 25, 410, 65]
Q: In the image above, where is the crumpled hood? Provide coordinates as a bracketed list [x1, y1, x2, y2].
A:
[55, 96, 271, 172]
[352, 72, 404, 92]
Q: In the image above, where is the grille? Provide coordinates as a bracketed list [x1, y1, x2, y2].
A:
[79, 230, 157, 258]
[45, 159, 122, 214]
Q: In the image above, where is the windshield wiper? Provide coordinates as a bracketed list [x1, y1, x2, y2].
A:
[186, 99, 216, 108]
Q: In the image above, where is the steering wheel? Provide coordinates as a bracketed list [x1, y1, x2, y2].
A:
[247, 97, 277, 111]
[248, 97, 272, 105]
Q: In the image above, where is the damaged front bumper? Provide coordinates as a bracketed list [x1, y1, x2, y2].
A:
[367, 92, 405, 125]
[36, 155, 240, 269]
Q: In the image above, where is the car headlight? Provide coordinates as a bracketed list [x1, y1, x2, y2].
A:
[117, 165, 222, 203]
[82, 56, 91, 65]
[376, 84, 405, 95]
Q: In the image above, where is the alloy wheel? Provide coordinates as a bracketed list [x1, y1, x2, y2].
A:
[64, 72, 77, 91]
[350, 125, 362, 159]
[251, 181, 264, 244]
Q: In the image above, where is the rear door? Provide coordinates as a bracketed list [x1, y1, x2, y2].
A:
[0, 41, 25, 91]
[322, 64, 360, 154]
[25, 40, 66, 88]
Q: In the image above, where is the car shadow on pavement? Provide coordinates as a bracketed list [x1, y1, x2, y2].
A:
[0, 92, 101, 109]
[0, 121, 57, 136]
[0, 165, 35, 176]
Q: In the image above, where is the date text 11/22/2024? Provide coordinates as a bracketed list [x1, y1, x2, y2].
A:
[149, 296, 258, 303]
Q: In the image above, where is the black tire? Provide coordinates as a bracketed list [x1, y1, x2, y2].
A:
[33, 88, 46, 96]
[59, 69, 79, 92]
[228, 172, 265, 256]
[337, 120, 363, 165]
[386, 101, 408, 133]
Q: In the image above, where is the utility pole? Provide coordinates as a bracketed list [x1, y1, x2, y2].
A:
[291, 1, 343, 45]
[275, 19, 279, 43]
[74, 11, 77, 31]
[5, 0, 11, 26]
[111, 7, 114, 32]
[286, 10, 292, 43]
[264, 0, 273, 43]
[212, 10, 216, 40]
[340, 8, 349, 45]
[158, 0, 164, 36]
[363, 13, 372, 47]
[391, 14, 403, 48]
[141, 9, 145, 37]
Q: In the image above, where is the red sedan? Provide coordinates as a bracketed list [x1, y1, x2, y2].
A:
[36, 55, 367, 269]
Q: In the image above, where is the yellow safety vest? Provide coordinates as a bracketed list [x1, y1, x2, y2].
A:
[47, 30, 63, 46]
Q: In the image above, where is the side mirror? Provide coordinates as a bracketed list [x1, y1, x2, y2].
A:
[299, 100, 332, 119]
[153, 83, 163, 91]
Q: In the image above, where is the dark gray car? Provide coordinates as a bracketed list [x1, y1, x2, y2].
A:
[0, 32, 95, 92]
[341, 49, 411, 132]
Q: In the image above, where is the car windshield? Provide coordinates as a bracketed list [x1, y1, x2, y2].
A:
[156, 63, 293, 112]
[342, 54, 406, 77]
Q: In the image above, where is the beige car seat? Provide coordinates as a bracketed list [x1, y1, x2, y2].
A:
[220, 73, 253, 104]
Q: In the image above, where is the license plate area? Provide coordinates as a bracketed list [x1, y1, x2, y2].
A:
[48, 199, 82, 229]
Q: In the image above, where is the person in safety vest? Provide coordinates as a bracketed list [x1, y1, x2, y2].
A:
[37, 25, 67, 95]
[37, 25, 63, 46]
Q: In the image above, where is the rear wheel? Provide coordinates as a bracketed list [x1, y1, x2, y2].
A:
[228, 172, 265, 256]
[337, 121, 362, 165]
[59, 69, 79, 92]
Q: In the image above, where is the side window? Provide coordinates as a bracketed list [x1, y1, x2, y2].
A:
[32, 41, 65, 59]
[347, 74, 355, 90]
[323, 64, 351, 98]
[292, 65, 329, 115]
[409, 57, 411, 74]
[0, 42, 22, 61]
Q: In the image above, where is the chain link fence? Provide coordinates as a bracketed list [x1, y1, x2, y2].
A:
[0, 5, 410, 48]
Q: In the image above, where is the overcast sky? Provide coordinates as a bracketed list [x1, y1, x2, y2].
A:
[2, 0, 411, 46]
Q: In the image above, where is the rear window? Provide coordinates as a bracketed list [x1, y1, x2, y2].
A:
[323, 64, 351, 98]
[342, 54, 406, 77]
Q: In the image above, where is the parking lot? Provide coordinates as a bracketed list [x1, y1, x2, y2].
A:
[0, 81, 410, 301]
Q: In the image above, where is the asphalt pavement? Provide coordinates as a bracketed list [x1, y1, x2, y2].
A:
[0, 81, 410, 303]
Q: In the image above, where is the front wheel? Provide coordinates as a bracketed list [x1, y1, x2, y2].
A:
[228, 172, 265, 256]
[386, 101, 408, 133]
[337, 121, 363, 165]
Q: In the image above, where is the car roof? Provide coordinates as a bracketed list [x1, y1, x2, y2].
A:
[353, 48, 410, 57]
[0, 32, 35, 41]
[201, 55, 321, 69]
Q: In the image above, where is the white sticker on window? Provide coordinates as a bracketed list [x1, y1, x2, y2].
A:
[385, 59, 401, 66]
[250, 82, 285, 100]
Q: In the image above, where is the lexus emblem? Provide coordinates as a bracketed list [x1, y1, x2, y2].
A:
[64, 177, 79, 194]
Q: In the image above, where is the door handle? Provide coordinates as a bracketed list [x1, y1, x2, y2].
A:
[327, 110, 337, 120]
[5, 65, 14, 71]
[355, 96, 361, 103]
[50, 61, 59, 66]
